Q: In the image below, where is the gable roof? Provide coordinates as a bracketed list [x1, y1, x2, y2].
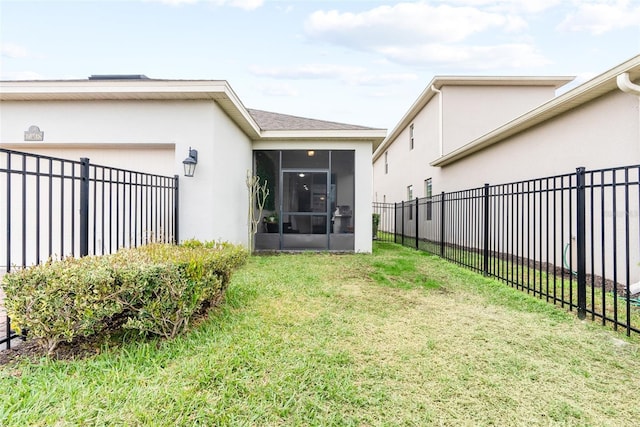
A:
[430, 54, 640, 167]
[0, 78, 386, 146]
[248, 108, 377, 131]
[372, 76, 574, 162]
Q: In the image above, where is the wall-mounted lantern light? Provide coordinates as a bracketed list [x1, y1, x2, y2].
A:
[182, 147, 198, 177]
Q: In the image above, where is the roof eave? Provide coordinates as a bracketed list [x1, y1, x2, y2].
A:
[259, 129, 386, 146]
[0, 80, 263, 139]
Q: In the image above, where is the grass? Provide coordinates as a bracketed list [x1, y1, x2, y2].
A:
[2, 242, 640, 426]
[393, 234, 640, 333]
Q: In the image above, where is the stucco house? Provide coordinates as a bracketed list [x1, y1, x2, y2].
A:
[372, 54, 640, 302]
[373, 54, 640, 200]
[0, 76, 386, 254]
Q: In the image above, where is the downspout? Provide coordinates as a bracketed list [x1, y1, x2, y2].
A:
[431, 85, 443, 157]
[617, 72, 640, 296]
[616, 72, 640, 95]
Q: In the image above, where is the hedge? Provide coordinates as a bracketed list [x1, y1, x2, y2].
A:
[2, 241, 248, 355]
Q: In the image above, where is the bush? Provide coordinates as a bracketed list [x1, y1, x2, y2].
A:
[113, 243, 248, 339]
[1, 242, 248, 354]
[2, 256, 124, 355]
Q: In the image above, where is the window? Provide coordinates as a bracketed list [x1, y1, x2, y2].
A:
[384, 151, 388, 174]
[425, 178, 433, 221]
[407, 185, 413, 200]
[409, 124, 414, 150]
[424, 178, 432, 198]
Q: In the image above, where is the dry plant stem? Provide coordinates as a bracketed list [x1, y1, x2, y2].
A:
[246, 171, 270, 252]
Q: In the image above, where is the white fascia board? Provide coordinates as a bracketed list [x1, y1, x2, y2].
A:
[431, 76, 574, 89]
[258, 129, 386, 144]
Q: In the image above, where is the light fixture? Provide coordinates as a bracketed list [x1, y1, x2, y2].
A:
[182, 147, 198, 177]
[298, 173, 305, 177]
[307, 150, 315, 157]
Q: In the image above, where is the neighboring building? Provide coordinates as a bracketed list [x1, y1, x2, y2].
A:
[373, 75, 573, 203]
[0, 76, 386, 254]
[373, 54, 640, 293]
[373, 54, 640, 200]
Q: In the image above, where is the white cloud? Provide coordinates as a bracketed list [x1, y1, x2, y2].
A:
[143, 0, 263, 9]
[558, 0, 640, 34]
[253, 82, 299, 97]
[249, 63, 419, 86]
[144, 0, 198, 5]
[440, 0, 562, 14]
[250, 64, 366, 80]
[305, 3, 526, 48]
[1, 43, 29, 59]
[227, 0, 263, 11]
[379, 43, 551, 69]
[351, 73, 419, 86]
[302, 2, 551, 70]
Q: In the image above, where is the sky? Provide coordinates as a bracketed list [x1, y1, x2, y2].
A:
[1, 0, 640, 131]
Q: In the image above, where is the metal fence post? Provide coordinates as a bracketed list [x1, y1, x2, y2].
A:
[393, 202, 398, 244]
[415, 197, 419, 250]
[483, 183, 490, 276]
[174, 175, 180, 244]
[79, 157, 90, 257]
[401, 201, 405, 247]
[440, 191, 445, 257]
[576, 167, 587, 319]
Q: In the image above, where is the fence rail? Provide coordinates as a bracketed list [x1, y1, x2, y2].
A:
[1, 148, 179, 349]
[373, 165, 640, 336]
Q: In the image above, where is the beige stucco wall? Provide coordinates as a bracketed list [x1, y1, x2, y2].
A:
[439, 90, 640, 190]
[373, 99, 442, 204]
[0, 99, 253, 249]
[439, 90, 640, 287]
[441, 85, 557, 155]
[373, 83, 558, 204]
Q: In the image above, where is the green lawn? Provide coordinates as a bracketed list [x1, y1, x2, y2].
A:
[2, 242, 640, 426]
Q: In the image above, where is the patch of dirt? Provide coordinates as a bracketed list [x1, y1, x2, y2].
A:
[0, 335, 104, 367]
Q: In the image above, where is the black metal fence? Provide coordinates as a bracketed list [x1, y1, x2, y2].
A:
[1, 148, 179, 349]
[373, 165, 640, 336]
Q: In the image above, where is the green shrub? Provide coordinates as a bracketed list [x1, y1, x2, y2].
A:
[113, 243, 247, 339]
[2, 256, 124, 355]
[1, 241, 248, 354]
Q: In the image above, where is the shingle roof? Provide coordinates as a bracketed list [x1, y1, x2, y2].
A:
[247, 108, 378, 131]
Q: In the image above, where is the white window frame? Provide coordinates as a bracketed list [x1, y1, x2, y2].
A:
[409, 123, 414, 150]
